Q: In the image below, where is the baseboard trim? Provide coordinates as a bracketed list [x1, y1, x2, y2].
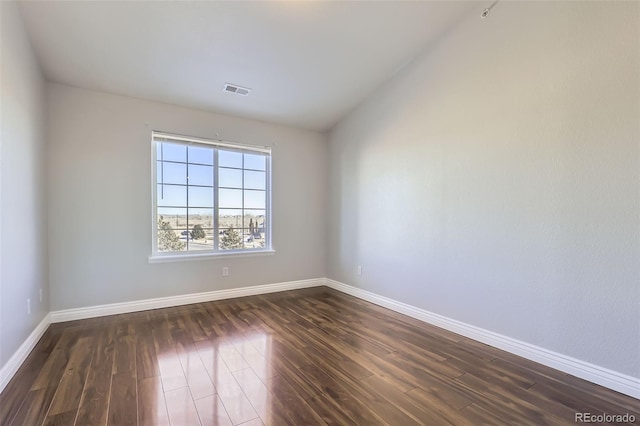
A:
[50, 278, 324, 323]
[0, 313, 51, 393]
[324, 278, 640, 399]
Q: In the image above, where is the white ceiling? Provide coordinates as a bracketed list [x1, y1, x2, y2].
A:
[18, 1, 477, 132]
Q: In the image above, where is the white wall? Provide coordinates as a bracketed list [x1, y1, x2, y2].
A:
[328, 2, 640, 378]
[47, 83, 327, 311]
[0, 2, 49, 366]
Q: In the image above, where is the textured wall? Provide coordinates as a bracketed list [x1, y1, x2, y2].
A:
[47, 84, 327, 311]
[328, 2, 640, 377]
[0, 2, 49, 366]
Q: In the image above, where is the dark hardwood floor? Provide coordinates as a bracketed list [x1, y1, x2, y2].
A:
[1, 287, 638, 425]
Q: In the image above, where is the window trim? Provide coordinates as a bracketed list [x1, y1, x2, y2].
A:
[149, 131, 273, 262]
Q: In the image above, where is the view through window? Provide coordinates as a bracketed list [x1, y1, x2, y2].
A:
[153, 132, 271, 256]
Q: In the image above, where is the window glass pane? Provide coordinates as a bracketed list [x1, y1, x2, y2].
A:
[177, 229, 193, 247]
[219, 188, 242, 208]
[188, 186, 213, 207]
[219, 150, 242, 168]
[218, 226, 244, 250]
[188, 164, 213, 186]
[158, 161, 186, 185]
[238, 228, 260, 249]
[244, 211, 265, 243]
[188, 145, 213, 165]
[188, 208, 214, 229]
[187, 228, 214, 251]
[244, 153, 266, 171]
[244, 170, 266, 190]
[157, 184, 186, 207]
[157, 208, 187, 228]
[157, 227, 187, 252]
[244, 210, 265, 226]
[219, 168, 242, 189]
[244, 230, 265, 249]
[219, 209, 243, 230]
[244, 190, 265, 209]
[156, 209, 187, 253]
[158, 142, 186, 163]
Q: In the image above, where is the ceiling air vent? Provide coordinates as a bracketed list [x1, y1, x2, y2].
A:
[223, 83, 251, 96]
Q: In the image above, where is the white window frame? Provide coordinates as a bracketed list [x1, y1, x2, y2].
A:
[149, 131, 274, 263]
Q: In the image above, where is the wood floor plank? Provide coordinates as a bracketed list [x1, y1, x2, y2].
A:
[2, 288, 639, 425]
[108, 371, 137, 426]
[406, 381, 475, 411]
[455, 370, 579, 422]
[155, 348, 188, 392]
[388, 349, 466, 380]
[362, 374, 462, 425]
[305, 393, 358, 425]
[8, 385, 58, 426]
[75, 325, 116, 426]
[134, 320, 160, 380]
[42, 410, 77, 426]
[182, 305, 216, 341]
[195, 340, 259, 425]
[113, 322, 136, 375]
[459, 402, 515, 425]
[303, 361, 421, 426]
[298, 363, 387, 425]
[232, 368, 293, 426]
[30, 325, 83, 390]
[174, 337, 216, 400]
[0, 328, 58, 425]
[194, 395, 233, 426]
[229, 335, 278, 381]
[137, 376, 170, 426]
[218, 302, 254, 334]
[214, 337, 251, 372]
[263, 375, 327, 426]
[555, 375, 640, 413]
[47, 335, 96, 416]
[152, 313, 188, 392]
[529, 379, 640, 417]
[0, 382, 27, 425]
[261, 348, 320, 402]
[236, 419, 263, 426]
[274, 322, 375, 386]
[164, 386, 201, 426]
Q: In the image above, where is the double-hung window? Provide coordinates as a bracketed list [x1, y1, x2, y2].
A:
[151, 131, 271, 259]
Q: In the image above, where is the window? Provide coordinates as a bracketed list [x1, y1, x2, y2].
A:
[151, 131, 271, 259]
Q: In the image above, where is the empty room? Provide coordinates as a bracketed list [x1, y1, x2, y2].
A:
[1, 0, 639, 425]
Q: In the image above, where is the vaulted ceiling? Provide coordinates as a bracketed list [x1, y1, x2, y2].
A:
[18, 1, 478, 131]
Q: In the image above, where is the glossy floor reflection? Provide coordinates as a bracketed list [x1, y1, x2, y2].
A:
[1, 287, 638, 425]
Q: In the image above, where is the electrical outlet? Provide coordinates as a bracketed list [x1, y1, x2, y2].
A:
[27, 298, 31, 315]
[357, 265, 362, 276]
[222, 267, 229, 277]
[39, 288, 43, 303]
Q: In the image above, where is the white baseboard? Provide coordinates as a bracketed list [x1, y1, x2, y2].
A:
[50, 278, 324, 323]
[324, 278, 640, 400]
[0, 313, 51, 393]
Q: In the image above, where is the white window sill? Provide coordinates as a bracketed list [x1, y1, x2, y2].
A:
[149, 249, 275, 264]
